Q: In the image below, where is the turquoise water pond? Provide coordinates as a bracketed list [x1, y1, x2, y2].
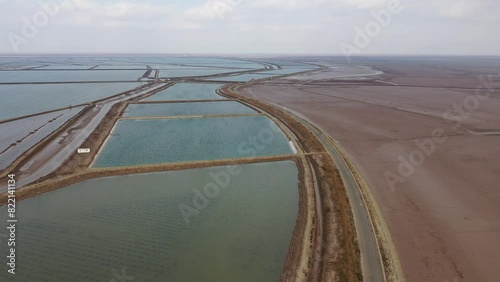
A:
[0, 82, 144, 120]
[93, 116, 292, 167]
[0, 161, 298, 282]
[144, 83, 226, 101]
[0, 70, 145, 83]
[124, 101, 256, 117]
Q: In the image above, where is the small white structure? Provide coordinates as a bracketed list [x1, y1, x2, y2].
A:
[77, 148, 91, 154]
[288, 141, 298, 154]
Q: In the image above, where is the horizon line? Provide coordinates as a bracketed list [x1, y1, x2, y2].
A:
[1, 53, 500, 58]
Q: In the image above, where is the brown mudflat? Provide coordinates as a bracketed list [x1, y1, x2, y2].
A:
[237, 57, 500, 282]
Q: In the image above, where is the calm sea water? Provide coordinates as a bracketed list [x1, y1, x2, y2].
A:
[0, 161, 299, 281]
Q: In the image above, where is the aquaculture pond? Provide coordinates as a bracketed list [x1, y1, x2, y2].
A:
[0, 161, 299, 282]
[93, 116, 293, 168]
[0, 70, 145, 83]
[124, 101, 257, 117]
[0, 56, 263, 71]
[0, 82, 144, 120]
[144, 83, 226, 101]
[0, 107, 84, 170]
[162, 69, 243, 78]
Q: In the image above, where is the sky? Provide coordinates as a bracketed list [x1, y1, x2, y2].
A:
[0, 0, 499, 55]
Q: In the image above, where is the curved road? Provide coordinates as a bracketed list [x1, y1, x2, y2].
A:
[273, 105, 386, 282]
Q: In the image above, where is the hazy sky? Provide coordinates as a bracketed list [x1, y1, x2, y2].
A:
[1, 0, 499, 55]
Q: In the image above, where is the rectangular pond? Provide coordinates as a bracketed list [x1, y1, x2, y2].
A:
[38, 65, 95, 70]
[144, 83, 226, 101]
[0, 107, 84, 171]
[0, 70, 145, 83]
[124, 101, 257, 117]
[0, 161, 299, 282]
[127, 57, 263, 70]
[93, 116, 293, 167]
[0, 82, 144, 120]
[162, 69, 244, 78]
[0, 57, 264, 71]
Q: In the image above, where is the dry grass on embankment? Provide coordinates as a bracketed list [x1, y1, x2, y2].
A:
[220, 84, 362, 282]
